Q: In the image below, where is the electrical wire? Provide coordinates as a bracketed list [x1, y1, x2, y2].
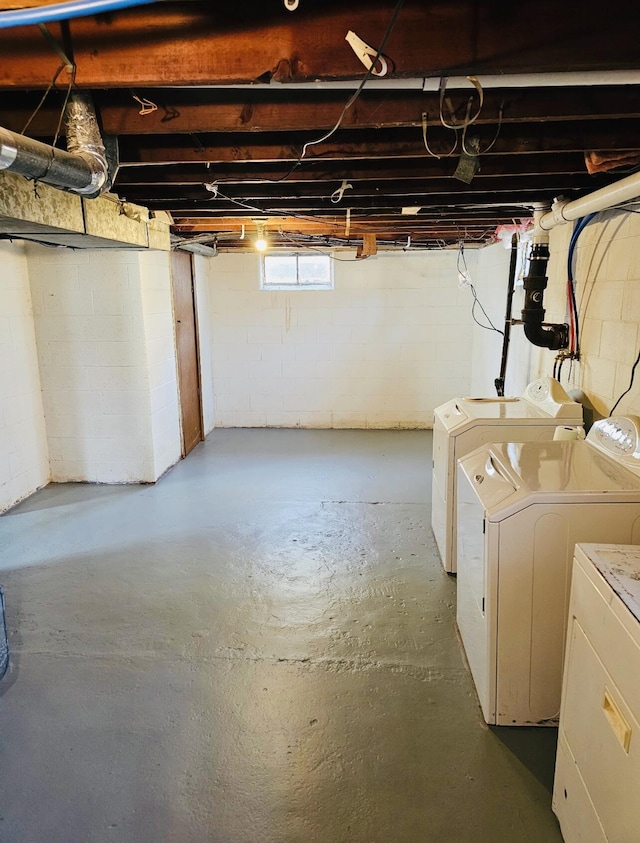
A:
[0, 0, 158, 29]
[53, 64, 77, 147]
[264, 0, 405, 184]
[277, 229, 360, 260]
[457, 242, 503, 335]
[610, 346, 640, 416]
[421, 111, 457, 159]
[461, 101, 504, 156]
[577, 214, 626, 332]
[21, 63, 68, 134]
[300, 1, 404, 159]
[567, 212, 596, 356]
[469, 284, 503, 334]
[438, 76, 484, 131]
[201, 0, 402, 192]
[201, 187, 405, 251]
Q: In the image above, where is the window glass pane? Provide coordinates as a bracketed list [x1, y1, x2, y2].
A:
[298, 255, 331, 285]
[264, 255, 297, 285]
[262, 253, 333, 289]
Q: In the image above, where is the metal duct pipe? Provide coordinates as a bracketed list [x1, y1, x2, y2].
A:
[0, 91, 109, 198]
[63, 91, 109, 197]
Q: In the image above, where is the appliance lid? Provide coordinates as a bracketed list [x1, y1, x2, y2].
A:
[456, 396, 549, 421]
[488, 440, 640, 494]
[576, 543, 640, 623]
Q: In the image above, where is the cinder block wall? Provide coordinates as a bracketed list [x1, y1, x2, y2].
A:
[469, 208, 640, 420]
[193, 254, 215, 436]
[534, 209, 640, 419]
[203, 249, 478, 428]
[0, 242, 49, 512]
[26, 245, 181, 484]
[139, 250, 183, 478]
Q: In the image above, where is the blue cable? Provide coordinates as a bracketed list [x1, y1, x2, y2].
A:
[567, 212, 597, 354]
[0, 0, 158, 29]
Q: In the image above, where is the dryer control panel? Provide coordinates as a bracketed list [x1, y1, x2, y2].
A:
[587, 416, 640, 459]
[522, 376, 583, 419]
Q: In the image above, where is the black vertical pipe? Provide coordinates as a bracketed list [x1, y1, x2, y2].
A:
[521, 242, 569, 350]
[494, 233, 519, 397]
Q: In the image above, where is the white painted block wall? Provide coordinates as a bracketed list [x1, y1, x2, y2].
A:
[534, 209, 640, 420]
[469, 241, 533, 398]
[0, 242, 49, 512]
[193, 254, 215, 435]
[27, 245, 181, 484]
[203, 249, 478, 428]
[139, 250, 183, 478]
[469, 209, 640, 422]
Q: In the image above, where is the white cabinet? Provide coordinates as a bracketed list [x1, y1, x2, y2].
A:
[553, 543, 640, 843]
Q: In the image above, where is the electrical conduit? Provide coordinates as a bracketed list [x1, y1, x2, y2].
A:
[0, 0, 157, 29]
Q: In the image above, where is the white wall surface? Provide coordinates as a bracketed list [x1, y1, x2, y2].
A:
[469, 241, 533, 398]
[0, 242, 49, 513]
[193, 254, 215, 435]
[28, 246, 154, 482]
[27, 246, 181, 484]
[139, 250, 182, 477]
[204, 249, 478, 428]
[469, 208, 640, 426]
[532, 208, 640, 423]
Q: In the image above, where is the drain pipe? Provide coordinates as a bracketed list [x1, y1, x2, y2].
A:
[0, 91, 110, 198]
[520, 169, 640, 350]
[520, 205, 570, 351]
[494, 232, 519, 395]
[536, 170, 640, 233]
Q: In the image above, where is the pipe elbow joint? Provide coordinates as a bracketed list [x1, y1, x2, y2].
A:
[75, 150, 109, 197]
[522, 317, 569, 351]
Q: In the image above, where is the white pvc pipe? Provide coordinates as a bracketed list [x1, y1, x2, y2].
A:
[191, 70, 640, 92]
[537, 170, 640, 232]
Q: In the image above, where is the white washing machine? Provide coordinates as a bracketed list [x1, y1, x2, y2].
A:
[455, 416, 640, 726]
[431, 376, 583, 574]
[553, 543, 640, 843]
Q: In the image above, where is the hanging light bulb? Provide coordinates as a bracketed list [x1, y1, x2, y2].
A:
[255, 223, 268, 252]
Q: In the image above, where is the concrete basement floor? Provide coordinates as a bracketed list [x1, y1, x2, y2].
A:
[0, 429, 564, 843]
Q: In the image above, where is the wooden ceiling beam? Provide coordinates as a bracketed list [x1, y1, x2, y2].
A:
[171, 219, 529, 235]
[113, 153, 591, 185]
[118, 173, 611, 205]
[0, 1, 637, 89]
[144, 189, 549, 212]
[115, 119, 640, 165]
[4, 86, 640, 136]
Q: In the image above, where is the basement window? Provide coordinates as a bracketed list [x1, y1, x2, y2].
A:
[260, 253, 333, 290]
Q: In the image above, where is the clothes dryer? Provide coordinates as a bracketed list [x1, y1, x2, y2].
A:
[456, 416, 640, 726]
[553, 543, 640, 843]
[431, 376, 583, 574]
